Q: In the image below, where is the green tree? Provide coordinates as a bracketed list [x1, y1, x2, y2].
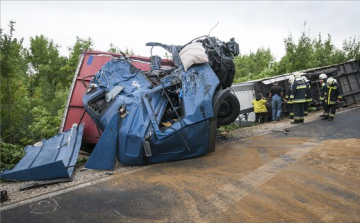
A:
[108, 43, 122, 53]
[27, 106, 61, 141]
[234, 47, 276, 83]
[0, 21, 30, 144]
[27, 35, 67, 107]
[342, 36, 360, 60]
[60, 37, 93, 85]
[277, 27, 317, 74]
[124, 47, 134, 55]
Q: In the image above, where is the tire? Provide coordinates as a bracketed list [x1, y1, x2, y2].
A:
[217, 93, 240, 126]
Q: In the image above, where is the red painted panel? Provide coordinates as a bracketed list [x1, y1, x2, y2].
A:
[62, 51, 174, 145]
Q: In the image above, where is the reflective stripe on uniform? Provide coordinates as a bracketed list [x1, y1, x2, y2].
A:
[296, 86, 306, 89]
[328, 87, 332, 105]
[293, 99, 306, 103]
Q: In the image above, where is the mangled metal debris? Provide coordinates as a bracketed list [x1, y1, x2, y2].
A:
[0, 124, 84, 181]
[83, 35, 240, 169]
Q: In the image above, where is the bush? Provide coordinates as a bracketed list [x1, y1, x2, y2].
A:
[218, 124, 242, 132]
[0, 142, 25, 171]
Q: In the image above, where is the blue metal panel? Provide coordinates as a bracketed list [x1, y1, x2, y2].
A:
[0, 124, 84, 181]
[148, 119, 210, 164]
[87, 55, 94, 65]
[85, 113, 118, 170]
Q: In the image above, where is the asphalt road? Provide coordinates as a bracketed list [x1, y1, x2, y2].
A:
[1, 107, 360, 223]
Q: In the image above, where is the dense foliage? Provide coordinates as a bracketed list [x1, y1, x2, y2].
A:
[0, 141, 25, 171]
[234, 29, 360, 83]
[0, 20, 359, 170]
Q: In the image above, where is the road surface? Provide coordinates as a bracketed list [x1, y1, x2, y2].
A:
[1, 107, 360, 222]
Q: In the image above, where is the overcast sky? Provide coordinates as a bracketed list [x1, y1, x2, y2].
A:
[1, 1, 359, 61]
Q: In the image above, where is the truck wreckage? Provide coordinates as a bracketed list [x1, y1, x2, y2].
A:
[1, 35, 241, 180]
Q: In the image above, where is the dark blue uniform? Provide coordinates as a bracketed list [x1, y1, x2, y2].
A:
[285, 83, 294, 119]
[319, 79, 327, 116]
[304, 81, 312, 115]
[290, 78, 307, 123]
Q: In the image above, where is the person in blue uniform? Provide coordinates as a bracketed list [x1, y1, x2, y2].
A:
[319, 73, 328, 117]
[302, 75, 312, 116]
[284, 75, 295, 119]
[289, 72, 307, 124]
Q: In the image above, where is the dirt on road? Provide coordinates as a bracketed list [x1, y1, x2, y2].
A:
[1, 106, 360, 223]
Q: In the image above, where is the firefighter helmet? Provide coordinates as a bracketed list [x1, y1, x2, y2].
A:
[319, 73, 327, 80]
[294, 72, 302, 79]
[327, 77, 335, 85]
[302, 76, 309, 82]
[288, 75, 295, 83]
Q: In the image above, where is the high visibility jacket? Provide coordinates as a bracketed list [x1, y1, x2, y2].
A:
[290, 78, 307, 103]
[252, 99, 267, 113]
[324, 82, 343, 105]
[319, 79, 327, 100]
[285, 83, 293, 104]
[305, 82, 312, 102]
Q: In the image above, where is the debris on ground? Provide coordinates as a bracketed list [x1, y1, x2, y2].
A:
[19, 178, 73, 191]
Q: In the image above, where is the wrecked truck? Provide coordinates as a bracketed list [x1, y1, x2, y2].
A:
[0, 35, 240, 181]
[84, 35, 240, 169]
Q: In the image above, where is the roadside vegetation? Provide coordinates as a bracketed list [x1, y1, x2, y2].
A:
[1, 20, 359, 170]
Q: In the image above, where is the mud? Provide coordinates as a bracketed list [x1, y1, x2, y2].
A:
[1, 107, 360, 223]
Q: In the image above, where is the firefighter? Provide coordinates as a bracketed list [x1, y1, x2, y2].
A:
[284, 75, 295, 119]
[319, 73, 328, 117]
[290, 72, 307, 124]
[321, 77, 343, 121]
[302, 75, 312, 116]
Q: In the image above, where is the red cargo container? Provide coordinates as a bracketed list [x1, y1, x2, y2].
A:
[59, 51, 174, 145]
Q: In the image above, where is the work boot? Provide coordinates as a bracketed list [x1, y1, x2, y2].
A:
[300, 120, 304, 124]
[320, 114, 326, 117]
[321, 117, 329, 120]
[328, 118, 334, 121]
[290, 121, 300, 124]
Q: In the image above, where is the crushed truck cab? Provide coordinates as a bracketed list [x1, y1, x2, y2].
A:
[83, 36, 240, 169]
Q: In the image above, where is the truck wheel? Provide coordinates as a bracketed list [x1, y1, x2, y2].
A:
[217, 93, 240, 126]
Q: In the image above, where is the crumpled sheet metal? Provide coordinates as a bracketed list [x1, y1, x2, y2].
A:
[0, 124, 84, 181]
[83, 58, 219, 168]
